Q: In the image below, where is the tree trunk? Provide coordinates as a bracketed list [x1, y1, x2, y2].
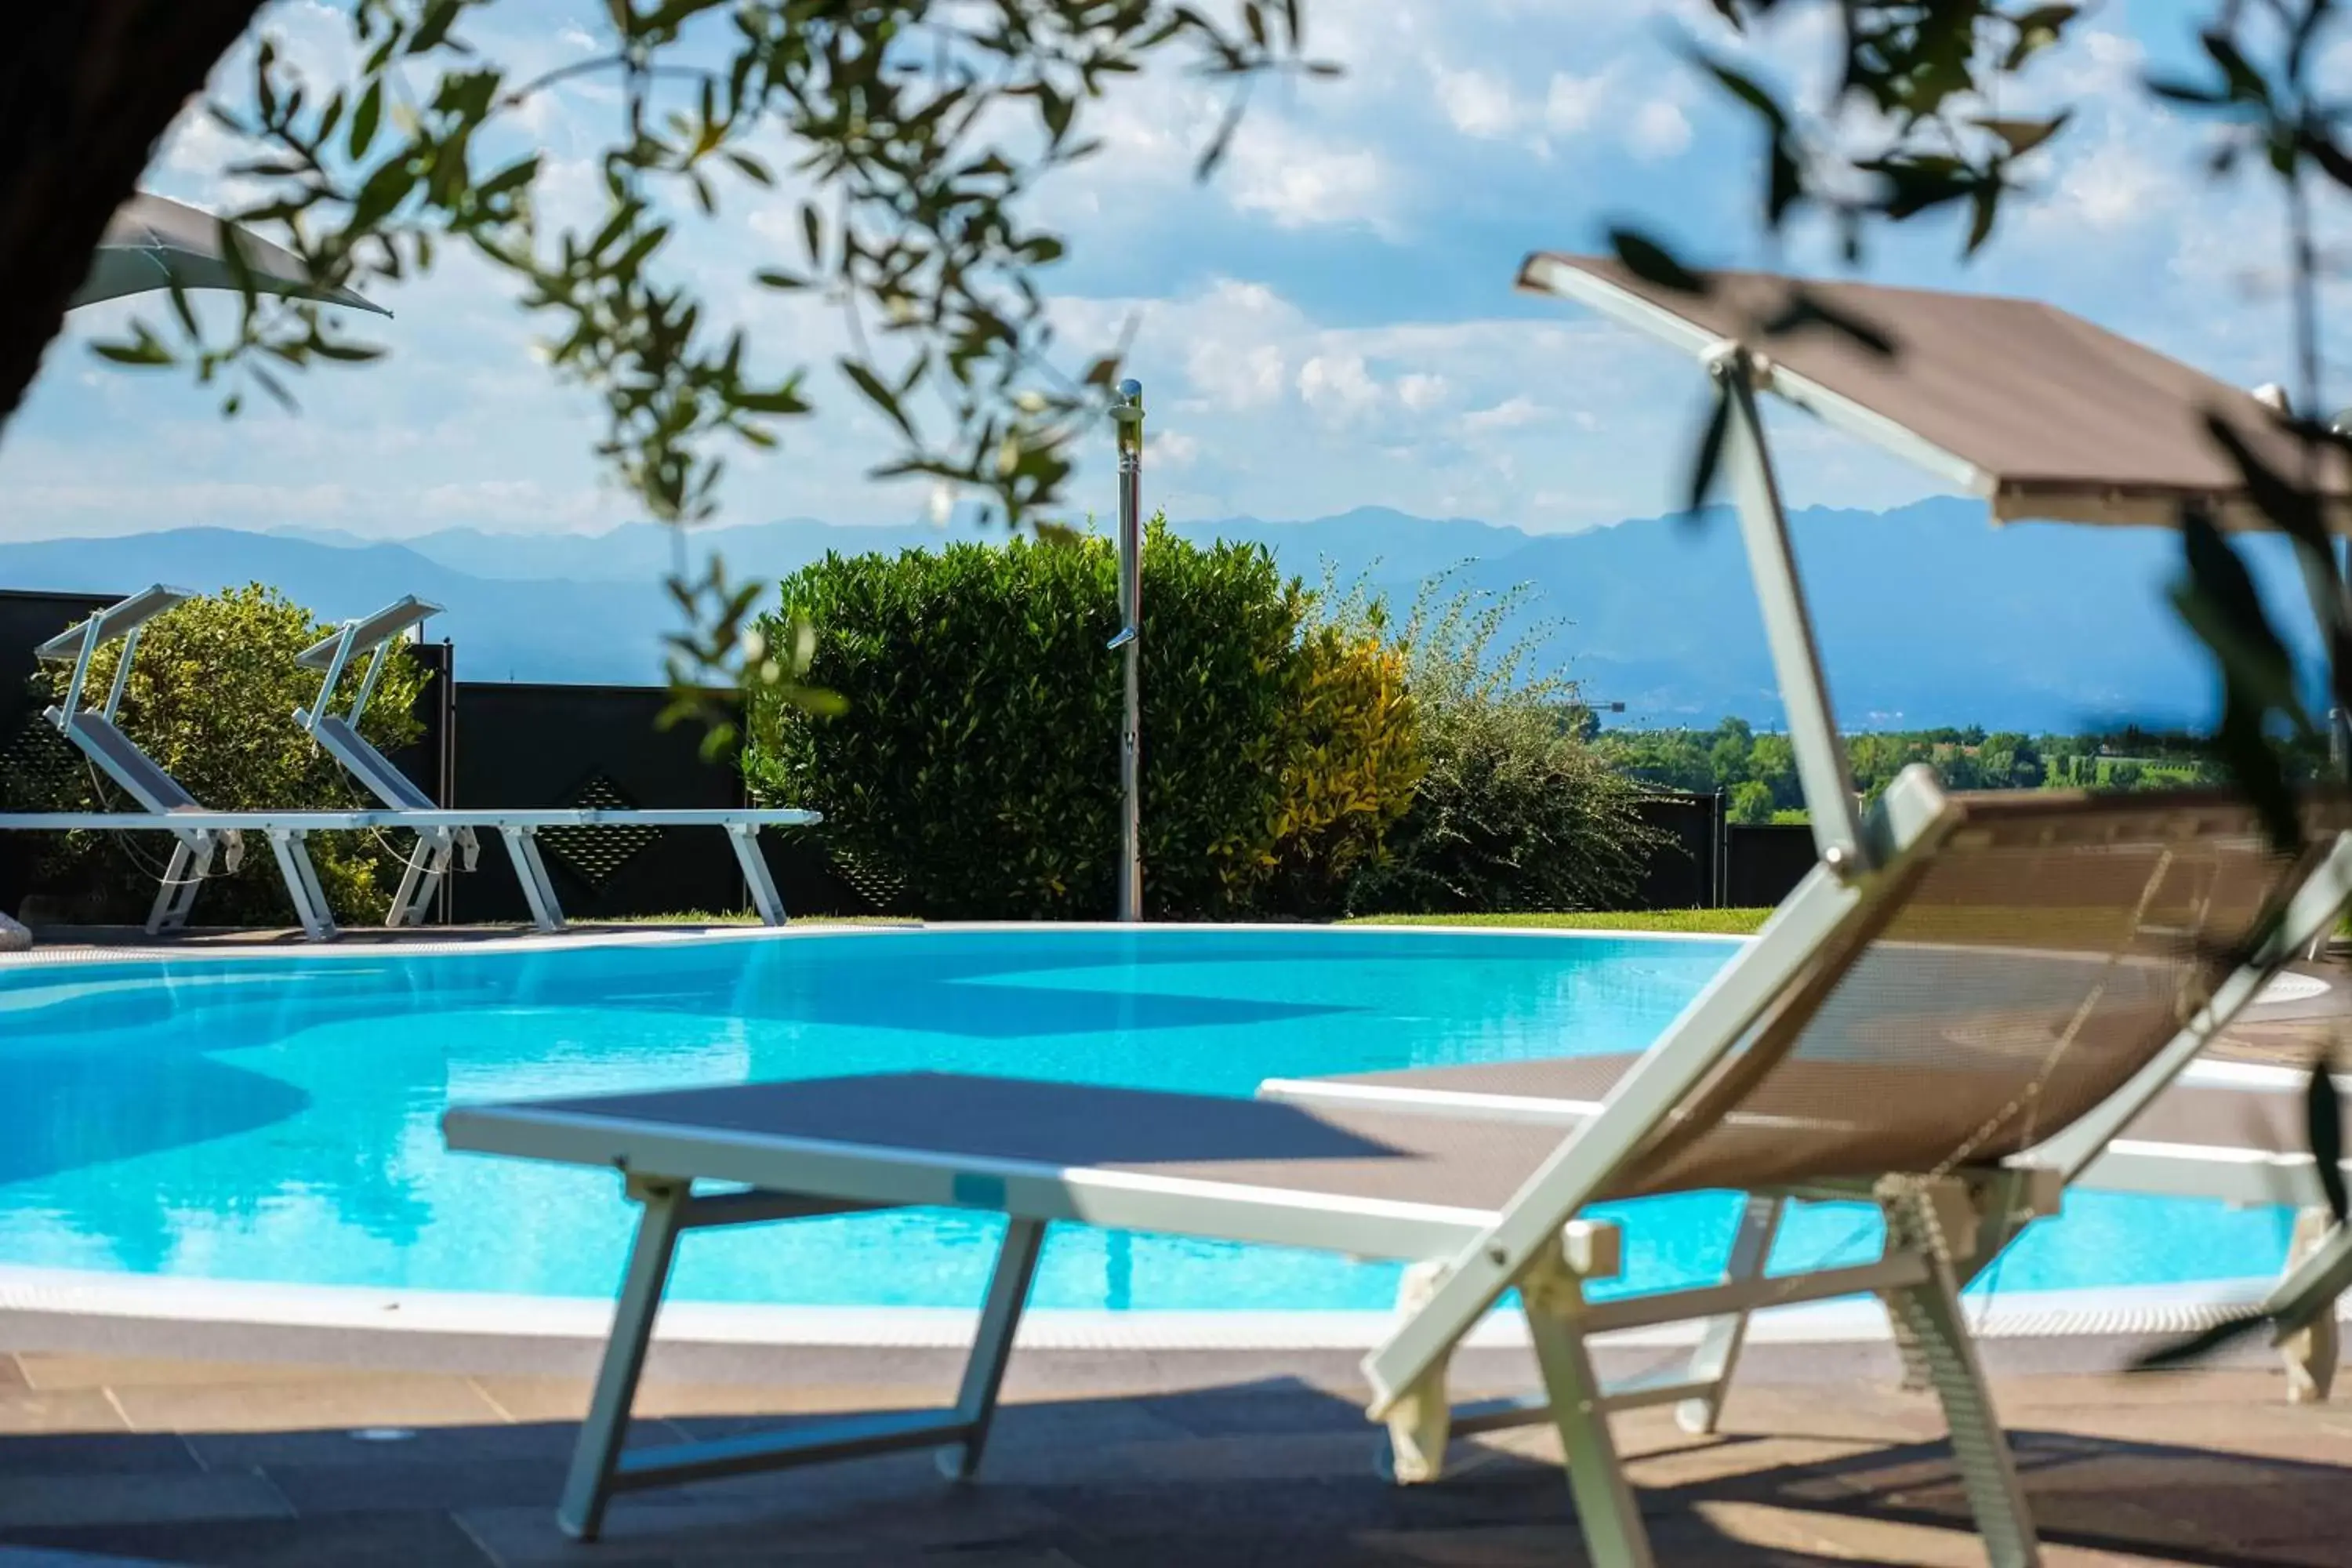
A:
[0, 1, 263, 430]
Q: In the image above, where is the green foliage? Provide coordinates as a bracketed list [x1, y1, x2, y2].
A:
[1348, 907, 1775, 936]
[1592, 718, 2318, 815]
[0, 584, 430, 926]
[1345, 577, 1660, 916]
[743, 518, 1418, 920]
[88, 2, 1327, 713]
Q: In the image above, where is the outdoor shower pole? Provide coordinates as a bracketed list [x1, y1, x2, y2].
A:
[1109, 379, 1145, 921]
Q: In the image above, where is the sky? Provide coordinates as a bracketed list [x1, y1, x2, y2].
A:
[0, 0, 2343, 544]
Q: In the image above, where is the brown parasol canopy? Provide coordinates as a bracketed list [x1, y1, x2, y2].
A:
[1520, 252, 2352, 532]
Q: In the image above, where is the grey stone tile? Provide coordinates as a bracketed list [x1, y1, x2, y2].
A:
[1134, 1387, 1377, 1438]
[0, 1512, 499, 1567]
[0, 1435, 198, 1476]
[1057, 1526, 1423, 1568]
[186, 1418, 673, 1471]
[260, 1455, 571, 1515]
[455, 1479, 1067, 1567]
[0, 1472, 291, 1531]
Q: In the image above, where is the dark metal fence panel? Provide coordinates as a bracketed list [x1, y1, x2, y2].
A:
[1626, 790, 1718, 910]
[1725, 823, 1817, 909]
[446, 681, 757, 922]
[1, 590, 118, 916]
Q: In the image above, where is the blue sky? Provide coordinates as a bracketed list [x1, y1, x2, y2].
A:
[0, 0, 2339, 543]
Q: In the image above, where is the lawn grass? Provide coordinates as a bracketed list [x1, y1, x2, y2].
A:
[602, 911, 913, 926]
[1343, 908, 1773, 935]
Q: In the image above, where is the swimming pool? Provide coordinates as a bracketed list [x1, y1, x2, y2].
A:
[0, 926, 2305, 1317]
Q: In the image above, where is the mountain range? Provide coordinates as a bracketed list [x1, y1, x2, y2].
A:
[0, 499, 2316, 731]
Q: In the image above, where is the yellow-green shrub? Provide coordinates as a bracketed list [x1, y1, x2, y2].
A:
[1263, 624, 1422, 916]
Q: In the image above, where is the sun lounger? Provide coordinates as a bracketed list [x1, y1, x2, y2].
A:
[16, 585, 270, 932]
[0, 588, 822, 939]
[293, 595, 819, 931]
[444, 772, 2350, 1566]
[1261, 994, 2352, 1446]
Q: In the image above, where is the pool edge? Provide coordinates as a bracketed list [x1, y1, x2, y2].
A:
[0, 1265, 2315, 1358]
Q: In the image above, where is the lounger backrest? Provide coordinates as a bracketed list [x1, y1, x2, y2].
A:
[52, 711, 200, 812]
[311, 715, 435, 811]
[1611, 788, 2339, 1200]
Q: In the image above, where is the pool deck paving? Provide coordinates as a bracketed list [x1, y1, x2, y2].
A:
[0, 1335, 2347, 1566]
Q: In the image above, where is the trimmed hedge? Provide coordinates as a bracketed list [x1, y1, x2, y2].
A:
[743, 521, 1418, 920]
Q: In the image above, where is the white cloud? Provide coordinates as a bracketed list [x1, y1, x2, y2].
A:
[1543, 71, 1611, 136]
[1296, 353, 1382, 422]
[1222, 122, 1392, 232]
[1396, 372, 1452, 412]
[1460, 395, 1546, 434]
[2048, 139, 2175, 234]
[1628, 98, 1694, 162]
[1433, 66, 1520, 140]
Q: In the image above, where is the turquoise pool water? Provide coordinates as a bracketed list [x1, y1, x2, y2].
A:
[0, 927, 2302, 1312]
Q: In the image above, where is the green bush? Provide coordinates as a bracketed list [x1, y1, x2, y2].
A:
[742, 519, 1421, 920]
[1344, 576, 1661, 916]
[1, 583, 430, 926]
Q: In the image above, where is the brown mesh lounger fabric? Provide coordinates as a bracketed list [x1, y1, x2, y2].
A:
[442, 770, 2352, 1567]
[1519, 253, 2352, 530]
[1272, 1050, 2331, 1196]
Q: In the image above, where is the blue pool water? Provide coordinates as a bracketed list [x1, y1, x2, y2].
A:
[0, 927, 2302, 1312]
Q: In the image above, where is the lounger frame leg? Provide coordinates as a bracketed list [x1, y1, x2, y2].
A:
[936, 1217, 1047, 1479]
[1878, 1185, 2041, 1568]
[550, 1189, 1036, 1539]
[265, 827, 338, 942]
[560, 1176, 688, 1541]
[1675, 1193, 1784, 1436]
[1520, 1244, 1657, 1568]
[147, 835, 212, 933]
[388, 828, 453, 927]
[726, 822, 789, 926]
[2276, 1207, 2347, 1403]
[499, 826, 566, 932]
[1378, 1260, 1454, 1484]
[1381, 1198, 1788, 1484]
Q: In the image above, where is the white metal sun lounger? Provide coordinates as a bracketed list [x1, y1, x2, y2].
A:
[1233, 250, 2352, 1457]
[1261, 994, 2352, 1447]
[292, 594, 819, 933]
[444, 772, 2348, 1566]
[7, 584, 280, 933]
[0, 587, 820, 940]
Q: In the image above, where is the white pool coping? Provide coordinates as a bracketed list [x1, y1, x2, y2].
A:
[0, 1264, 2328, 1353]
[0, 919, 1762, 968]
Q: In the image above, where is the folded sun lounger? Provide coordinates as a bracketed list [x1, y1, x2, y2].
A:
[12, 584, 289, 932]
[292, 593, 821, 934]
[445, 771, 2352, 1566]
[0, 587, 822, 940]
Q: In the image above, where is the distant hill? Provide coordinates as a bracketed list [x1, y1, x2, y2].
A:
[0, 499, 2315, 730]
